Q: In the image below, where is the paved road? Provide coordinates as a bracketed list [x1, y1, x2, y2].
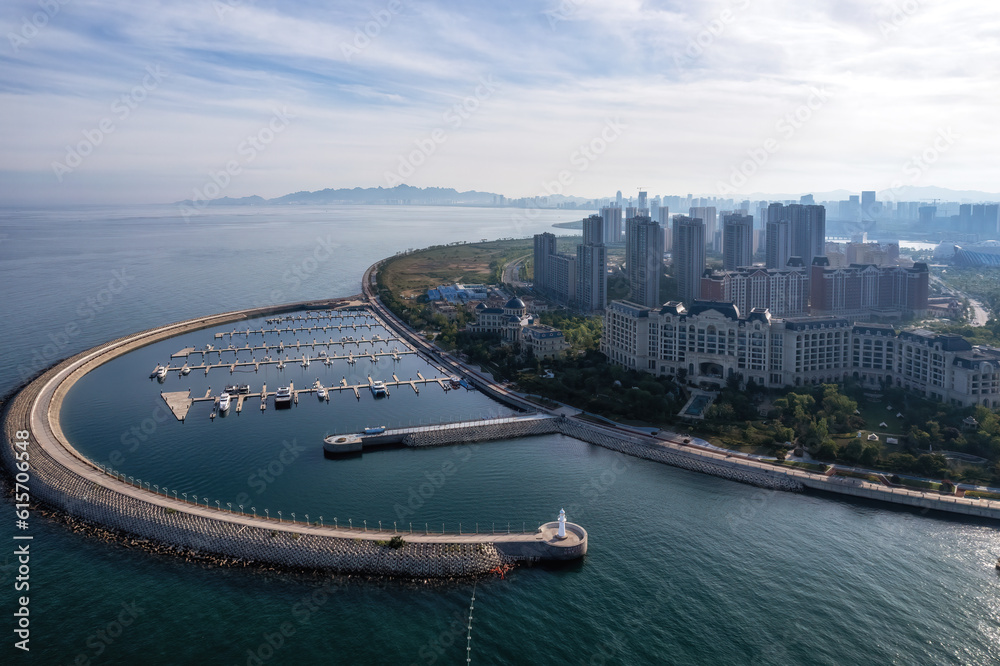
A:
[502, 253, 532, 289]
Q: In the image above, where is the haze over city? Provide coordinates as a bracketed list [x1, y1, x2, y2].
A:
[2, 0, 999, 206]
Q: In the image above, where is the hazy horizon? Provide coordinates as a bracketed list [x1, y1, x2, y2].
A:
[2, 1, 997, 206]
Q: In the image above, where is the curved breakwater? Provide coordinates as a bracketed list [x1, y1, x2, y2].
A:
[0, 298, 584, 579]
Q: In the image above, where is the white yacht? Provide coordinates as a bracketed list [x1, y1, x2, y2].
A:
[370, 380, 388, 397]
[156, 365, 168, 380]
[218, 393, 231, 412]
[274, 386, 292, 407]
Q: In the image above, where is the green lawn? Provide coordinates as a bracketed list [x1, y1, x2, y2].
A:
[773, 460, 830, 473]
[965, 490, 1000, 501]
[896, 477, 943, 492]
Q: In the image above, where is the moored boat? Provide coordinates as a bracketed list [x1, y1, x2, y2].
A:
[274, 386, 292, 407]
[218, 393, 231, 412]
[370, 380, 388, 397]
[156, 365, 168, 380]
[363, 425, 386, 435]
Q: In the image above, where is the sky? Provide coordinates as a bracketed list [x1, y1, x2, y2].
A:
[0, 0, 998, 205]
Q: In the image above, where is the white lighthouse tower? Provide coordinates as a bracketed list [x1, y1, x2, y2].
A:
[557, 508, 567, 539]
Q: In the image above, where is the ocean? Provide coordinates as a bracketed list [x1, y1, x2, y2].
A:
[1, 205, 997, 665]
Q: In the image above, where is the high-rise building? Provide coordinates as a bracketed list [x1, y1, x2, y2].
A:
[582, 213, 603, 246]
[616, 190, 623, 208]
[533, 232, 557, 289]
[800, 194, 815, 205]
[576, 244, 606, 313]
[576, 214, 607, 313]
[765, 203, 793, 269]
[861, 191, 878, 225]
[532, 232, 575, 305]
[637, 191, 648, 215]
[626, 215, 664, 308]
[600, 206, 623, 244]
[658, 206, 671, 252]
[690, 206, 718, 251]
[672, 215, 705, 305]
[765, 203, 825, 269]
[722, 213, 754, 271]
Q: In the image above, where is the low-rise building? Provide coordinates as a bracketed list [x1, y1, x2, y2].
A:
[602, 299, 1000, 407]
[468, 297, 569, 358]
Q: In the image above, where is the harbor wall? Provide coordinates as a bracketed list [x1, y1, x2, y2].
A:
[0, 303, 581, 579]
[556, 420, 805, 492]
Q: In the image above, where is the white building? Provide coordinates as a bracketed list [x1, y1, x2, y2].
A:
[469, 297, 569, 358]
[602, 300, 1000, 407]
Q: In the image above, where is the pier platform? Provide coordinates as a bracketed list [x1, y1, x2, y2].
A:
[324, 414, 560, 453]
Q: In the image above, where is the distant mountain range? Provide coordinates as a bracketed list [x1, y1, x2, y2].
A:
[174, 184, 1000, 208]
[175, 185, 501, 207]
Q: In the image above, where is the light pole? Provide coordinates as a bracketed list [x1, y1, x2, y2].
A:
[265, 509, 269, 520]
[278, 511, 282, 523]
[215, 500, 220, 511]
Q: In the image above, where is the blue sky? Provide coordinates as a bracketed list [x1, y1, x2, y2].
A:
[0, 0, 998, 204]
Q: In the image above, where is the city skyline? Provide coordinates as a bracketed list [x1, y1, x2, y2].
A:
[2, 1, 999, 206]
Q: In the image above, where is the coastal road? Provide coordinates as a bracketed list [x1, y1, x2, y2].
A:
[931, 274, 990, 326]
[502, 253, 532, 289]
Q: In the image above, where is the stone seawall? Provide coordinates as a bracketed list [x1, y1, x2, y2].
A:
[556, 420, 805, 492]
[403, 418, 560, 447]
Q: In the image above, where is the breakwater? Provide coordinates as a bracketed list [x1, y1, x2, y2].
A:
[0, 298, 586, 579]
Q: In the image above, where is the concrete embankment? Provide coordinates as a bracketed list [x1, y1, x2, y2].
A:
[0, 299, 586, 578]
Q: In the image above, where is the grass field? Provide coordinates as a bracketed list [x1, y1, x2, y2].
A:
[379, 239, 535, 298]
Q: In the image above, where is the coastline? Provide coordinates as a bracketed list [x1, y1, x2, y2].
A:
[2, 250, 998, 583]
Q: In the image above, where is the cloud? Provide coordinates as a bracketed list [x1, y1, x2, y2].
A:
[0, 0, 998, 204]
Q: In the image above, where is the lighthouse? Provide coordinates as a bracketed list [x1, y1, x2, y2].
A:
[557, 508, 567, 539]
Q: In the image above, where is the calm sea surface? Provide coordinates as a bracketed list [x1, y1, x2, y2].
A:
[1, 205, 998, 665]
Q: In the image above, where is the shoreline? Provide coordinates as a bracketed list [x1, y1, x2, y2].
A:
[366, 256, 1000, 523]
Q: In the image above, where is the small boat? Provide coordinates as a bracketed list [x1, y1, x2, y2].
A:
[180, 364, 191, 375]
[150, 364, 163, 378]
[370, 380, 388, 397]
[218, 393, 231, 412]
[449, 375, 462, 389]
[317, 386, 327, 399]
[363, 425, 386, 435]
[157, 365, 168, 380]
[301, 355, 310, 368]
